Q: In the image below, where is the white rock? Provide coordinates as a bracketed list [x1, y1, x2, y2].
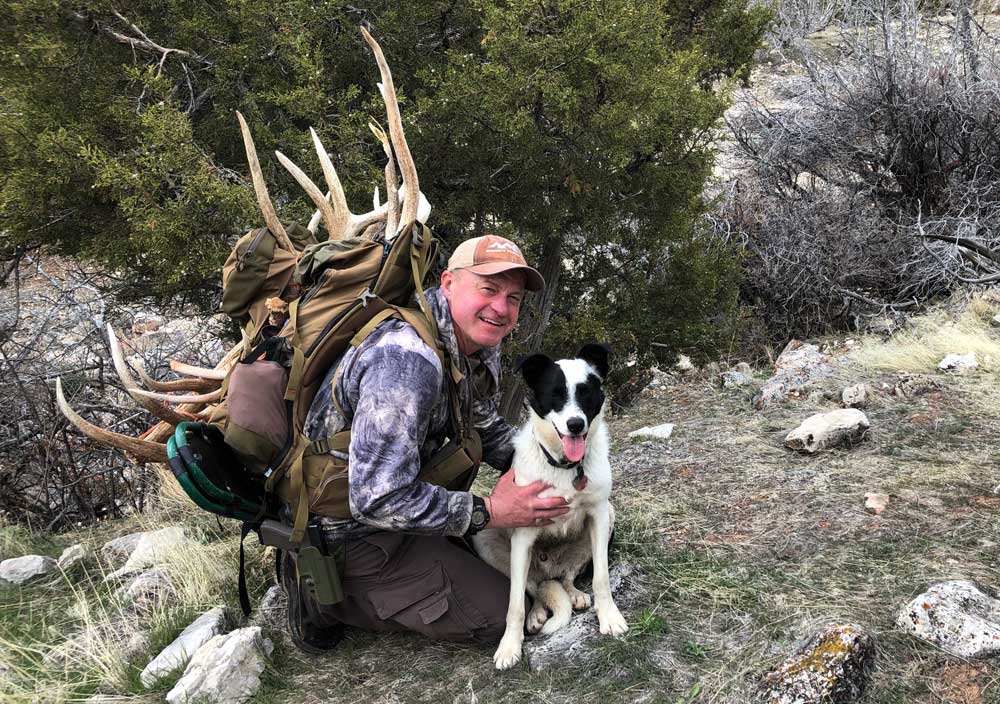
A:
[106, 526, 192, 580]
[757, 341, 834, 409]
[675, 354, 695, 373]
[841, 384, 868, 409]
[118, 567, 174, 608]
[990, 314, 1000, 328]
[166, 627, 273, 704]
[938, 352, 978, 373]
[897, 581, 1000, 658]
[722, 368, 754, 388]
[57, 544, 89, 570]
[524, 564, 636, 671]
[140, 607, 227, 688]
[864, 492, 889, 515]
[102, 532, 144, 564]
[0, 555, 58, 586]
[784, 409, 870, 454]
[628, 423, 674, 440]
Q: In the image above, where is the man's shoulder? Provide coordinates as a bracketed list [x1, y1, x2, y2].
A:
[355, 315, 443, 375]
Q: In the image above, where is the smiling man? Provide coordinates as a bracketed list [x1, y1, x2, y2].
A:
[287, 234, 566, 652]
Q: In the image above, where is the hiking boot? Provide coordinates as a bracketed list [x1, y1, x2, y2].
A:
[281, 551, 345, 654]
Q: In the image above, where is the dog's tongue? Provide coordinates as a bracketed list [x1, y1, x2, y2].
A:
[561, 434, 586, 462]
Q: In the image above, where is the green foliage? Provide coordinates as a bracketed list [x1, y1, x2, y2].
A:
[0, 0, 768, 354]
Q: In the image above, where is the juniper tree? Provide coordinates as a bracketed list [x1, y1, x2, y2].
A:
[1, 1, 767, 397]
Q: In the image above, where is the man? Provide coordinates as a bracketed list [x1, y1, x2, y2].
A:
[285, 234, 568, 652]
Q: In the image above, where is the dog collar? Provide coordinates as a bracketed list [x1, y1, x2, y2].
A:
[537, 443, 589, 490]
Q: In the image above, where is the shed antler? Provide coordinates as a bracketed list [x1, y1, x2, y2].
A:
[57, 27, 430, 462]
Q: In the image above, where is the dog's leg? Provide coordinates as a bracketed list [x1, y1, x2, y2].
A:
[561, 577, 592, 611]
[589, 504, 628, 636]
[493, 529, 536, 670]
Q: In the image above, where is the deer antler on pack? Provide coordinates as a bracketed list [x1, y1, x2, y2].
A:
[56, 27, 429, 462]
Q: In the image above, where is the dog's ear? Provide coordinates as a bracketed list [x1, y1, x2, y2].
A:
[517, 353, 554, 388]
[576, 343, 611, 380]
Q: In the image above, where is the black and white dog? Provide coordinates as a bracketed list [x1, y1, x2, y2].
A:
[472, 343, 628, 670]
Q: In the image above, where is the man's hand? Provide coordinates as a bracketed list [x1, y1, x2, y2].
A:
[484, 470, 570, 529]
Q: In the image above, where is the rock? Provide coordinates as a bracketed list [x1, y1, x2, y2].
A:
[755, 623, 874, 704]
[938, 352, 978, 373]
[131, 312, 163, 335]
[841, 384, 868, 409]
[628, 423, 674, 441]
[250, 585, 286, 630]
[784, 409, 869, 454]
[864, 493, 889, 515]
[675, 354, 695, 374]
[991, 314, 1000, 328]
[140, 607, 227, 688]
[106, 526, 193, 580]
[166, 627, 273, 704]
[125, 631, 152, 665]
[0, 555, 58, 586]
[57, 544, 89, 570]
[101, 532, 144, 564]
[523, 564, 638, 672]
[897, 581, 1000, 658]
[757, 341, 834, 410]
[722, 365, 754, 388]
[118, 567, 174, 609]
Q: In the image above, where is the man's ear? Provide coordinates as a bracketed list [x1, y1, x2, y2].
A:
[576, 343, 611, 380]
[517, 353, 554, 388]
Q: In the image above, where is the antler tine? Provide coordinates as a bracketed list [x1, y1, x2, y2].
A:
[310, 128, 352, 239]
[306, 192, 330, 235]
[361, 27, 419, 229]
[169, 360, 228, 380]
[106, 324, 195, 426]
[131, 388, 223, 405]
[56, 378, 168, 463]
[134, 361, 219, 393]
[310, 127, 390, 240]
[275, 150, 340, 242]
[236, 111, 295, 252]
[369, 119, 399, 237]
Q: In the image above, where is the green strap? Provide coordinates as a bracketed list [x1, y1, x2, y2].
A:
[306, 431, 352, 457]
[287, 449, 309, 544]
[284, 345, 304, 402]
[351, 308, 397, 348]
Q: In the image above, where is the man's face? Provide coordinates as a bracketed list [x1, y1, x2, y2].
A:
[440, 268, 525, 355]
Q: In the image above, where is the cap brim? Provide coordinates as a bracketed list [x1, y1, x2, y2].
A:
[462, 262, 545, 292]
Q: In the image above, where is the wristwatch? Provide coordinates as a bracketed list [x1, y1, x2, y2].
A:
[465, 495, 491, 537]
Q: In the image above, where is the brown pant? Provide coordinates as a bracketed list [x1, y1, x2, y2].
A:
[292, 532, 510, 645]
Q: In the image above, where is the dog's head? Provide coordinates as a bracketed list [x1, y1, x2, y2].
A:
[518, 343, 611, 464]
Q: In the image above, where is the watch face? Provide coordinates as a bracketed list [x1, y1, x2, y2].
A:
[472, 507, 488, 527]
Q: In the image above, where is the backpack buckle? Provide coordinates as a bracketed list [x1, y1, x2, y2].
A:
[357, 290, 377, 307]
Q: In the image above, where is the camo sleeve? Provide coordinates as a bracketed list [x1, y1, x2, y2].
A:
[472, 395, 516, 472]
[346, 329, 472, 536]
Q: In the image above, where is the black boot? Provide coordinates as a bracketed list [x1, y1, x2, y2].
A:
[281, 550, 345, 654]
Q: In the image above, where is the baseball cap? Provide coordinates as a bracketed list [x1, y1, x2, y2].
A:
[446, 235, 545, 292]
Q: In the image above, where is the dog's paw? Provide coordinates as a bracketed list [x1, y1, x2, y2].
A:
[567, 587, 592, 611]
[526, 603, 549, 634]
[493, 635, 523, 670]
[598, 606, 629, 637]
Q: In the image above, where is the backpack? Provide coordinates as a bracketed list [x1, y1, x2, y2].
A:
[216, 221, 483, 543]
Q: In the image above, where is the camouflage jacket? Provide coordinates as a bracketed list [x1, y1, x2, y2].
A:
[303, 286, 516, 541]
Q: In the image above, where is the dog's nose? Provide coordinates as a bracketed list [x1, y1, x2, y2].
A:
[566, 417, 585, 435]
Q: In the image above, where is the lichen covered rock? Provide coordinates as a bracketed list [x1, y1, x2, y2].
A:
[756, 623, 874, 704]
[897, 580, 1000, 658]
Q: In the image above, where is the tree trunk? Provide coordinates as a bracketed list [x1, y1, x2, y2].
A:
[499, 235, 563, 422]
